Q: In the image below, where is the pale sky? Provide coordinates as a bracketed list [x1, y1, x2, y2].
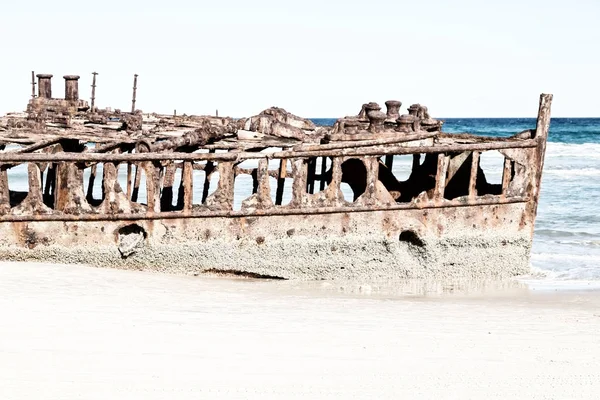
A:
[1, 0, 599, 118]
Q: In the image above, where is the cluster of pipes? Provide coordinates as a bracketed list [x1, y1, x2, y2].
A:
[338, 101, 443, 135]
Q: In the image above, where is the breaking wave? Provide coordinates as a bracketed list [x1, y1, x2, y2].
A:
[545, 142, 600, 159]
[530, 252, 600, 280]
[544, 168, 600, 177]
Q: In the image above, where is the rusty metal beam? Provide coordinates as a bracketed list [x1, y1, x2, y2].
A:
[0, 140, 538, 163]
[0, 167, 8, 211]
[126, 162, 133, 199]
[31, 71, 36, 99]
[272, 140, 537, 159]
[434, 154, 449, 200]
[12, 138, 63, 154]
[131, 74, 138, 113]
[437, 130, 536, 142]
[531, 93, 553, 218]
[501, 158, 513, 196]
[0, 196, 528, 223]
[91, 72, 98, 111]
[468, 151, 480, 199]
[148, 162, 162, 212]
[298, 131, 438, 151]
[534, 95, 552, 141]
[89, 142, 135, 154]
[182, 161, 193, 212]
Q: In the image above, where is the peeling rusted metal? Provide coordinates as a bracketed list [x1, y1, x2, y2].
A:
[468, 152, 480, 199]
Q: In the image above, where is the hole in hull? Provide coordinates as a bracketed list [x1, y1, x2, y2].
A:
[399, 230, 425, 247]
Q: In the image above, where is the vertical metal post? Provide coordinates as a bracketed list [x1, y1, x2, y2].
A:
[0, 162, 9, 212]
[291, 158, 307, 207]
[501, 158, 513, 196]
[216, 109, 219, 117]
[31, 71, 36, 99]
[468, 151, 480, 199]
[530, 94, 553, 221]
[364, 156, 380, 203]
[434, 153, 449, 200]
[91, 72, 98, 111]
[182, 161, 193, 212]
[146, 162, 159, 213]
[131, 74, 138, 113]
[126, 162, 133, 199]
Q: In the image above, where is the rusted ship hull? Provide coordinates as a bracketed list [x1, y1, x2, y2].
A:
[0, 73, 551, 280]
[0, 203, 533, 279]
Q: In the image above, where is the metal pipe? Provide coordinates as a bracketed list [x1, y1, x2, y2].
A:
[91, 72, 98, 111]
[31, 71, 36, 99]
[63, 75, 80, 101]
[36, 74, 53, 99]
[131, 74, 138, 113]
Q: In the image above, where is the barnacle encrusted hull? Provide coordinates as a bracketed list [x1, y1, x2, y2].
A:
[0, 73, 552, 280]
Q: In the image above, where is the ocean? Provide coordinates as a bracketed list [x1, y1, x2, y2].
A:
[3, 118, 599, 280]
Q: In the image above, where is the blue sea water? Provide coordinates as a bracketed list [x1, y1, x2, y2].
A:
[313, 118, 600, 280]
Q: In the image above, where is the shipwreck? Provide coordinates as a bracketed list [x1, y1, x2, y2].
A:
[0, 72, 552, 279]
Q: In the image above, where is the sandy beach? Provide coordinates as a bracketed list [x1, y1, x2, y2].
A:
[1, 262, 599, 399]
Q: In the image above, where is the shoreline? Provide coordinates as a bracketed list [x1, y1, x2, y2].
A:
[2, 260, 600, 298]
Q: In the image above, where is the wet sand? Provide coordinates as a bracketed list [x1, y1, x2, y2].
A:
[1, 262, 599, 399]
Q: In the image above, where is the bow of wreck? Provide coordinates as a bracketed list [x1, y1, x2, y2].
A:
[0, 73, 552, 279]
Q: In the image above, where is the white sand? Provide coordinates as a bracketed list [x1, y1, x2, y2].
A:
[1, 262, 599, 399]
